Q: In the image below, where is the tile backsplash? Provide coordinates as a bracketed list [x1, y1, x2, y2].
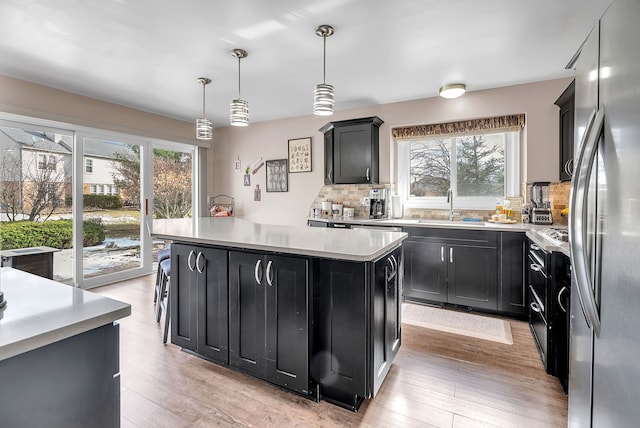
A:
[309, 181, 571, 224]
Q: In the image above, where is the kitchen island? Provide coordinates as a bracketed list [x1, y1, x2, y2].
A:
[0, 267, 131, 428]
[152, 217, 407, 410]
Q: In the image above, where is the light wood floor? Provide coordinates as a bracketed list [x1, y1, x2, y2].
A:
[93, 275, 567, 428]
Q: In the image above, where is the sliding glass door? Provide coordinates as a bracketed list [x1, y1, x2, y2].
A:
[80, 137, 145, 285]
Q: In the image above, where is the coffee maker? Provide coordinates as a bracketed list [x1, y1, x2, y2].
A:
[369, 188, 387, 219]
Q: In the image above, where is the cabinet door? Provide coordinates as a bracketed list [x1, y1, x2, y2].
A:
[324, 130, 334, 184]
[499, 232, 526, 317]
[265, 255, 309, 393]
[403, 239, 447, 303]
[372, 247, 402, 397]
[170, 243, 198, 351]
[333, 122, 373, 184]
[447, 245, 498, 310]
[313, 259, 368, 405]
[229, 251, 266, 379]
[197, 247, 228, 364]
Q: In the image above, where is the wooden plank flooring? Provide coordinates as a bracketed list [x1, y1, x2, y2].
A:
[93, 275, 567, 428]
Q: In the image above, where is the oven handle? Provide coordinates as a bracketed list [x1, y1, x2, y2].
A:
[530, 301, 543, 314]
[557, 286, 569, 313]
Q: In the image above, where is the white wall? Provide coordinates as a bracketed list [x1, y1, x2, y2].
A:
[211, 78, 573, 226]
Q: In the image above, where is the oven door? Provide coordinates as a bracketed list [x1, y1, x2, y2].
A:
[529, 285, 549, 369]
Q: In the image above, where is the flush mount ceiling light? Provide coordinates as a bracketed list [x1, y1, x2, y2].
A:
[196, 77, 212, 140]
[439, 83, 466, 99]
[313, 24, 335, 116]
[230, 49, 249, 127]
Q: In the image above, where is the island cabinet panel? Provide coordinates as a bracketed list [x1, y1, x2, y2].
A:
[171, 244, 228, 364]
[312, 246, 402, 410]
[229, 251, 310, 394]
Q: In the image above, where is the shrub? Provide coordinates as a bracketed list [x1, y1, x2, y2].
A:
[0, 219, 105, 250]
[83, 194, 123, 209]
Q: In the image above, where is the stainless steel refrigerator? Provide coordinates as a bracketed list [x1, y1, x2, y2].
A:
[569, 0, 640, 426]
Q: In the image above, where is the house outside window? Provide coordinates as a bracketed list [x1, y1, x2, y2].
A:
[48, 155, 57, 171]
[90, 184, 97, 194]
[396, 114, 523, 210]
[85, 158, 93, 173]
[38, 154, 47, 170]
[96, 184, 104, 194]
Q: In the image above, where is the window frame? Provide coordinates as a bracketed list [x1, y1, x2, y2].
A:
[85, 158, 93, 173]
[397, 129, 520, 210]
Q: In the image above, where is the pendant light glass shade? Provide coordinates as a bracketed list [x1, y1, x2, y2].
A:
[230, 49, 249, 127]
[313, 25, 335, 116]
[313, 83, 335, 116]
[196, 77, 212, 140]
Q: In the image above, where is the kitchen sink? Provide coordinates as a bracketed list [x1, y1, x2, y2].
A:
[418, 219, 486, 227]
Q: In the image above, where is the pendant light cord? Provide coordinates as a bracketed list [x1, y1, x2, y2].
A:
[237, 56, 242, 98]
[202, 81, 206, 117]
[323, 34, 327, 84]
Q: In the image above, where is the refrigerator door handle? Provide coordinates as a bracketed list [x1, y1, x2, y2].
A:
[569, 105, 604, 337]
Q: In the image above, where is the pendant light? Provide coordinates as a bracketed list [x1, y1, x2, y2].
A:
[230, 49, 249, 127]
[313, 24, 335, 116]
[196, 77, 212, 140]
[439, 83, 466, 99]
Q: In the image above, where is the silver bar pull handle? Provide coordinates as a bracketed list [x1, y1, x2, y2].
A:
[569, 106, 604, 337]
[196, 251, 204, 273]
[187, 250, 196, 272]
[530, 243, 541, 251]
[266, 260, 273, 286]
[366, 167, 370, 181]
[449, 248, 454, 264]
[441, 246, 445, 262]
[254, 259, 262, 285]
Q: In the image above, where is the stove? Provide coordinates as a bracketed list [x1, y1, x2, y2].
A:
[537, 227, 569, 246]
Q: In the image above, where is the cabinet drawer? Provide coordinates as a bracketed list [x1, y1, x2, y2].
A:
[403, 226, 498, 247]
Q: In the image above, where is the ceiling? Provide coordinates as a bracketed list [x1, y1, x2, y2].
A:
[0, 0, 611, 128]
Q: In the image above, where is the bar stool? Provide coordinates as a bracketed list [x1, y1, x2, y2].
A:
[156, 258, 171, 344]
[154, 244, 171, 303]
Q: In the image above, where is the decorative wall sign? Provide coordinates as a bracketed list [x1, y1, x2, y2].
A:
[243, 174, 251, 186]
[254, 184, 261, 201]
[288, 137, 312, 173]
[265, 159, 288, 192]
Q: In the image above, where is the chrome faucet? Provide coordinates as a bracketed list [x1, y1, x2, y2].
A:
[447, 188, 454, 221]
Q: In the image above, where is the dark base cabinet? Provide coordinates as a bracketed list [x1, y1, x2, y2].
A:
[403, 227, 498, 311]
[228, 251, 310, 394]
[171, 244, 228, 364]
[171, 240, 402, 410]
[312, 246, 402, 410]
[0, 324, 120, 428]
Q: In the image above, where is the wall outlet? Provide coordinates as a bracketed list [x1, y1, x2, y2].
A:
[363, 197, 370, 206]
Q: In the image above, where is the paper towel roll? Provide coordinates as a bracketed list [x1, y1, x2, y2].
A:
[391, 195, 402, 219]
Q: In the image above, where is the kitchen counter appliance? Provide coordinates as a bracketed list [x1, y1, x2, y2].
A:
[529, 182, 553, 224]
[369, 188, 387, 219]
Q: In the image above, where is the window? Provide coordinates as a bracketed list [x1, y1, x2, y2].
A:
[85, 158, 93, 173]
[111, 185, 118, 196]
[90, 184, 97, 194]
[38, 154, 47, 170]
[48, 155, 57, 171]
[96, 184, 104, 194]
[397, 123, 521, 210]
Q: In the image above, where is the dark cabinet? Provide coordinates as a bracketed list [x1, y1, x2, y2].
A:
[552, 252, 571, 394]
[403, 240, 447, 302]
[402, 228, 498, 311]
[499, 232, 527, 317]
[320, 116, 383, 184]
[372, 247, 402, 396]
[555, 80, 575, 181]
[313, 246, 402, 410]
[228, 251, 309, 394]
[171, 244, 228, 364]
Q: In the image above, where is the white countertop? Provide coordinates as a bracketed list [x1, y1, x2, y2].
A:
[0, 267, 131, 362]
[152, 217, 408, 262]
[308, 216, 533, 232]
